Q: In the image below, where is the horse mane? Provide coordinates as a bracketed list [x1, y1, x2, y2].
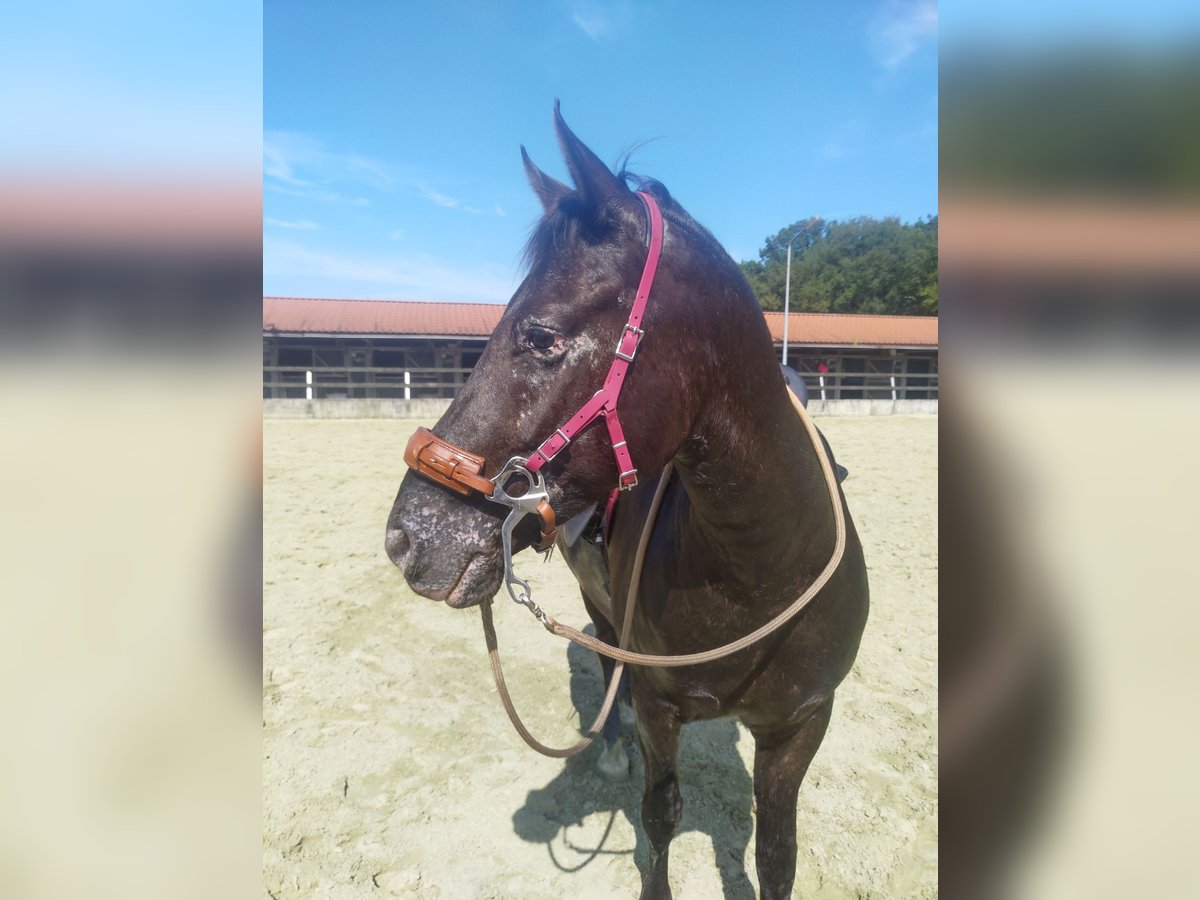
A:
[618, 172, 722, 250]
[520, 170, 727, 278]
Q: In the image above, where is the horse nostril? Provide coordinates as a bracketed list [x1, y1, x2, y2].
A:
[385, 526, 411, 569]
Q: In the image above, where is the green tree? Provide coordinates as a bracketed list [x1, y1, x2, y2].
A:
[740, 215, 937, 315]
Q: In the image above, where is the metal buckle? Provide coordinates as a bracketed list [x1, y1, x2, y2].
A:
[618, 468, 639, 491]
[614, 324, 644, 362]
[541, 428, 571, 462]
[487, 458, 554, 622]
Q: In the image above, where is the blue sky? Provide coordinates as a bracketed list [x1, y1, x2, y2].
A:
[265, 1, 937, 302]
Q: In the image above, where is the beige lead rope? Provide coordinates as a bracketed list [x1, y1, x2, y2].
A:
[482, 387, 846, 756]
[481, 463, 672, 758]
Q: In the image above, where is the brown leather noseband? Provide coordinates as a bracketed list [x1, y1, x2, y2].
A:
[404, 427, 557, 552]
[404, 427, 492, 497]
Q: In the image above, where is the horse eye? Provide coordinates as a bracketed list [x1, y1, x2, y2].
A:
[526, 326, 558, 352]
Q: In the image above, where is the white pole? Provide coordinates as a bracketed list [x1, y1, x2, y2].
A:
[782, 241, 792, 366]
[819, 374, 826, 402]
[404, 370, 411, 401]
[305, 369, 312, 401]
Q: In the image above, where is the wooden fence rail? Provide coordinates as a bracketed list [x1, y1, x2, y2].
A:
[263, 365, 938, 401]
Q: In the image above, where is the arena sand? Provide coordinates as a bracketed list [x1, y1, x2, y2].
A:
[263, 415, 936, 898]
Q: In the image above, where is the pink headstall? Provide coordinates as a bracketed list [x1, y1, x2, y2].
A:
[525, 190, 663, 491]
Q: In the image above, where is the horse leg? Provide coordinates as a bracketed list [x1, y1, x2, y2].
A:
[595, 663, 631, 782]
[618, 668, 635, 727]
[749, 697, 834, 900]
[581, 592, 630, 781]
[634, 689, 683, 900]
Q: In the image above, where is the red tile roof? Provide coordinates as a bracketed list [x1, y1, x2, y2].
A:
[263, 296, 505, 337]
[263, 296, 937, 348]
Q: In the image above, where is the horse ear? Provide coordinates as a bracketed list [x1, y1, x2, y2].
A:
[553, 99, 631, 211]
[521, 146, 570, 212]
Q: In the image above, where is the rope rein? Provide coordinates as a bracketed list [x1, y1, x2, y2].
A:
[483, 387, 846, 756]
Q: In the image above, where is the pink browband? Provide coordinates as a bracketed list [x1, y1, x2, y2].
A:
[525, 191, 663, 491]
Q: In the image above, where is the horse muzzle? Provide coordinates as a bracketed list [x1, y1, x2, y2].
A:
[388, 429, 562, 613]
[386, 470, 506, 608]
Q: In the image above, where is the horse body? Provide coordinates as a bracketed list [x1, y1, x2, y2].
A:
[386, 104, 868, 899]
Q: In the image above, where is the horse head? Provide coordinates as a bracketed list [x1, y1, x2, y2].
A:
[386, 103, 775, 608]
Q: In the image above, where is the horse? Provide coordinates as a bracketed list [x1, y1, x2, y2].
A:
[385, 103, 869, 900]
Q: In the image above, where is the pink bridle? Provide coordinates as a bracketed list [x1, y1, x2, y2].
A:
[403, 189, 665, 614]
[524, 190, 663, 491]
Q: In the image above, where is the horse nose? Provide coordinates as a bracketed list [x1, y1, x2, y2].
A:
[385, 525, 411, 570]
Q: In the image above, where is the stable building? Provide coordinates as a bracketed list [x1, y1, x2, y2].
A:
[263, 296, 938, 405]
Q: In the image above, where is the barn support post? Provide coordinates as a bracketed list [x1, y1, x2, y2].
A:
[365, 340, 376, 399]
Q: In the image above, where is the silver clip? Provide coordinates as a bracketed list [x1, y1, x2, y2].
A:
[489, 458, 554, 624]
[514, 591, 550, 626]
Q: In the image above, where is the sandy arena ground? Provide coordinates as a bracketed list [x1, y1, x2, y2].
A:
[263, 415, 937, 898]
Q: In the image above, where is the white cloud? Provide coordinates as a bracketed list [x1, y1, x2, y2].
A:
[869, 0, 937, 69]
[265, 131, 499, 218]
[265, 217, 318, 230]
[416, 183, 486, 215]
[569, 0, 633, 42]
[266, 182, 371, 206]
[573, 11, 610, 40]
[263, 132, 324, 186]
[345, 154, 396, 192]
[494, 205, 507, 217]
[263, 143, 307, 186]
[264, 131, 396, 195]
[417, 182, 462, 209]
[264, 237, 517, 302]
[388, 229, 406, 240]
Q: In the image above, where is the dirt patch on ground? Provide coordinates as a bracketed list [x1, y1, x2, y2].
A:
[263, 415, 936, 898]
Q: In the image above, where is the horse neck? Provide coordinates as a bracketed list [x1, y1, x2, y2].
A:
[672, 355, 836, 587]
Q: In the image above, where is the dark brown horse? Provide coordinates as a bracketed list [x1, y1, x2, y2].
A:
[385, 105, 869, 899]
